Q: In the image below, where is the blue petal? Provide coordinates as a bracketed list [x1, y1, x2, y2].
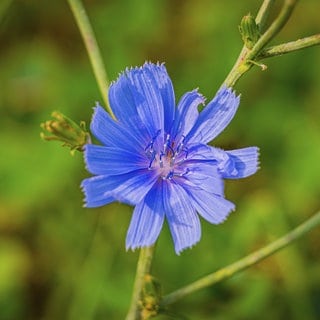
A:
[90, 105, 146, 150]
[182, 163, 224, 196]
[163, 182, 201, 254]
[187, 143, 222, 162]
[82, 169, 157, 207]
[187, 187, 235, 224]
[171, 90, 204, 139]
[144, 63, 175, 133]
[84, 144, 146, 175]
[109, 169, 158, 205]
[109, 62, 175, 136]
[81, 175, 115, 208]
[186, 87, 240, 144]
[222, 147, 260, 178]
[126, 184, 165, 250]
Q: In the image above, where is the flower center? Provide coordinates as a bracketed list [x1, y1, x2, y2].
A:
[145, 131, 188, 180]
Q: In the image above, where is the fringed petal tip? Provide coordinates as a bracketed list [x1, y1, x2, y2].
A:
[80, 181, 89, 208]
[91, 102, 105, 118]
[217, 203, 236, 224]
[218, 85, 240, 98]
[186, 85, 240, 144]
[125, 243, 153, 252]
[174, 238, 201, 255]
[225, 146, 260, 179]
[113, 61, 167, 81]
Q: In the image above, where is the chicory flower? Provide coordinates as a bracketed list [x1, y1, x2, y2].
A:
[81, 62, 259, 254]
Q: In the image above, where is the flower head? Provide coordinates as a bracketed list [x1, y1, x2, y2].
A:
[81, 62, 259, 254]
[41, 111, 90, 153]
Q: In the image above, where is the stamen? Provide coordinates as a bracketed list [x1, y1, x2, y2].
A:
[176, 135, 186, 153]
[145, 129, 161, 152]
[164, 134, 170, 152]
[144, 130, 191, 181]
[179, 168, 190, 177]
[166, 171, 174, 180]
[148, 152, 156, 169]
[159, 152, 164, 168]
[182, 147, 189, 159]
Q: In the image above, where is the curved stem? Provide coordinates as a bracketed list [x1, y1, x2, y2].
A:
[126, 246, 156, 320]
[258, 34, 320, 59]
[161, 210, 320, 307]
[67, 0, 115, 119]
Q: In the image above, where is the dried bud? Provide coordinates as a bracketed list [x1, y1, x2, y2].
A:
[239, 13, 261, 49]
[40, 111, 90, 153]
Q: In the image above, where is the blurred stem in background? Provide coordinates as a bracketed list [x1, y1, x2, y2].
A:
[67, 0, 115, 119]
[64, 0, 320, 319]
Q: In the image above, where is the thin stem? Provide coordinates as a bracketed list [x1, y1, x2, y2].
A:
[67, 0, 115, 119]
[247, 0, 299, 59]
[255, 0, 276, 31]
[161, 211, 320, 307]
[258, 34, 320, 59]
[126, 246, 156, 320]
[223, 0, 299, 87]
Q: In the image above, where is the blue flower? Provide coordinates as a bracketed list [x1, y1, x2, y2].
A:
[81, 62, 259, 254]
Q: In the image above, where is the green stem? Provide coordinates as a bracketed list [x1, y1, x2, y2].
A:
[223, 0, 299, 87]
[247, 0, 298, 59]
[258, 34, 320, 59]
[67, 0, 115, 119]
[126, 246, 156, 320]
[255, 0, 276, 31]
[161, 210, 320, 307]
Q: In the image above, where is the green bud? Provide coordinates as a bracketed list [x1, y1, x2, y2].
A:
[40, 111, 91, 153]
[239, 13, 261, 49]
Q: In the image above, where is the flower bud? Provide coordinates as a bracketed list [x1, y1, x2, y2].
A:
[239, 13, 261, 49]
[40, 111, 90, 153]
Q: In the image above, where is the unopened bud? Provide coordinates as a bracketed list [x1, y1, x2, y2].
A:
[40, 111, 90, 153]
[239, 13, 261, 49]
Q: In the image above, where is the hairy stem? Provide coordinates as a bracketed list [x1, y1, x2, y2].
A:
[161, 211, 320, 306]
[126, 246, 156, 320]
[67, 0, 115, 119]
[258, 34, 320, 59]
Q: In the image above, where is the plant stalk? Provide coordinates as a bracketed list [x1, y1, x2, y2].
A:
[126, 246, 156, 320]
[161, 211, 320, 306]
[67, 0, 115, 119]
[258, 34, 320, 59]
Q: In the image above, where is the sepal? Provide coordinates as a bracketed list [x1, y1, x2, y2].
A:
[40, 111, 91, 154]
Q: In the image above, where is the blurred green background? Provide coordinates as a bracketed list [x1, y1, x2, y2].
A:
[0, 0, 319, 319]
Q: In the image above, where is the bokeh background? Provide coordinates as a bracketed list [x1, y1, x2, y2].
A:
[0, 0, 319, 319]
